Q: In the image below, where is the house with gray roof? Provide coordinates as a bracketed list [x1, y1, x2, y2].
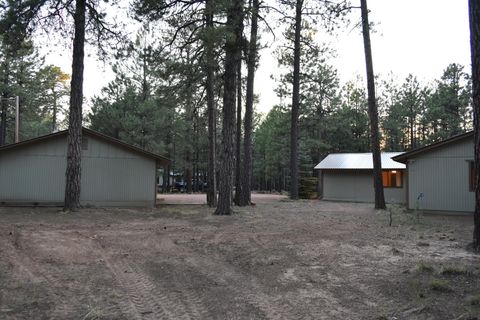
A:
[0, 128, 170, 207]
[314, 152, 406, 203]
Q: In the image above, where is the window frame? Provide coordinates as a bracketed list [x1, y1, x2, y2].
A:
[382, 170, 403, 188]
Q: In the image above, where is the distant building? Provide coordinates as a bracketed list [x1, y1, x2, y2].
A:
[0, 128, 170, 207]
[393, 132, 473, 213]
[314, 152, 406, 203]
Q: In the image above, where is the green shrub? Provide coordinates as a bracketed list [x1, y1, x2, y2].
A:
[298, 177, 318, 199]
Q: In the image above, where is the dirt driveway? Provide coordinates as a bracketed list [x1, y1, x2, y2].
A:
[0, 200, 479, 320]
[157, 192, 287, 204]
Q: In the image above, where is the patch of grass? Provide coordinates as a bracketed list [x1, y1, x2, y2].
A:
[429, 279, 452, 292]
[467, 294, 480, 306]
[406, 279, 427, 299]
[161, 207, 201, 215]
[440, 265, 470, 276]
[417, 261, 434, 273]
[81, 305, 106, 320]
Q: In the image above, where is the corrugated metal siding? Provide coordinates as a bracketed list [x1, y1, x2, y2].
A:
[81, 137, 155, 207]
[0, 137, 66, 202]
[407, 138, 474, 212]
[323, 170, 405, 203]
[0, 134, 156, 207]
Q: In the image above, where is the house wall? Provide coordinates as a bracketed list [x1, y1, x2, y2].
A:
[407, 138, 474, 212]
[322, 170, 406, 203]
[0, 134, 156, 207]
[81, 136, 156, 207]
[0, 136, 66, 204]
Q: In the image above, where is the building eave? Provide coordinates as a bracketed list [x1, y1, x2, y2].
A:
[0, 127, 171, 166]
[392, 131, 473, 164]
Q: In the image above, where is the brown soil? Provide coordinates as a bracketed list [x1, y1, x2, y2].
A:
[0, 199, 479, 320]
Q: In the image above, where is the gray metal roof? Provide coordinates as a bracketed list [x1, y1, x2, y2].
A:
[314, 152, 405, 170]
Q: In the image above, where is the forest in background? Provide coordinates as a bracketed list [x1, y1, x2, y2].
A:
[0, 1, 472, 194]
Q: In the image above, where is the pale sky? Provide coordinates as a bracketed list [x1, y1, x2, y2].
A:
[44, 0, 471, 115]
[255, 0, 471, 112]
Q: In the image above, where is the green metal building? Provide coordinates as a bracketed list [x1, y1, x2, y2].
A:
[0, 128, 170, 207]
[393, 132, 474, 213]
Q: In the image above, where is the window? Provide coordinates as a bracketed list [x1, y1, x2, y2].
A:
[382, 170, 403, 188]
[469, 161, 476, 192]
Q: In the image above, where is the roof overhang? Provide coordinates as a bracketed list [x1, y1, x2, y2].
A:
[392, 131, 473, 164]
[0, 127, 171, 166]
[314, 152, 405, 170]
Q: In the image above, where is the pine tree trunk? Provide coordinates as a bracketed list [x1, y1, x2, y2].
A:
[64, 0, 86, 211]
[215, 0, 243, 215]
[0, 61, 9, 146]
[0, 95, 7, 145]
[238, 0, 258, 206]
[205, 0, 217, 207]
[186, 149, 193, 193]
[52, 88, 57, 132]
[469, 0, 480, 251]
[290, 0, 302, 200]
[163, 165, 169, 193]
[361, 0, 385, 210]
[234, 60, 242, 205]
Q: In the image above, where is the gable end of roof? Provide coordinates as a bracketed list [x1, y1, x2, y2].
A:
[392, 131, 473, 163]
[0, 127, 171, 165]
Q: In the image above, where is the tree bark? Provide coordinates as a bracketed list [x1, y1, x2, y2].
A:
[238, 0, 259, 206]
[205, 0, 217, 207]
[0, 95, 7, 145]
[289, 0, 302, 200]
[469, 0, 480, 251]
[360, 0, 385, 209]
[64, 0, 86, 211]
[0, 60, 9, 146]
[186, 149, 193, 193]
[215, 0, 243, 215]
[234, 59, 242, 205]
[52, 87, 57, 132]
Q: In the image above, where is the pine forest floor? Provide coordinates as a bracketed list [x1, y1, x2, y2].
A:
[0, 196, 479, 320]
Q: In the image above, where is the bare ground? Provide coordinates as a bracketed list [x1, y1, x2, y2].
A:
[0, 198, 479, 320]
[157, 192, 287, 205]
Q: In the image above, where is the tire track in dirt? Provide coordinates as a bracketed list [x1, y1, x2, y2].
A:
[99, 227, 297, 319]
[179, 245, 310, 320]
[160, 267, 212, 320]
[93, 235, 212, 320]
[136, 223, 349, 319]
[193, 229, 352, 319]
[143, 234, 214, 319]
[98, 254, 168, 320]
[2, 230, 88, 319]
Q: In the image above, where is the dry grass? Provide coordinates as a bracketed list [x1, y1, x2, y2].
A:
[417, 261, 434, 273]
[429, 279, 452, 292]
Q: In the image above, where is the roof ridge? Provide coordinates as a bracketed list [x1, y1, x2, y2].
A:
[0, 127, 170, 165]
